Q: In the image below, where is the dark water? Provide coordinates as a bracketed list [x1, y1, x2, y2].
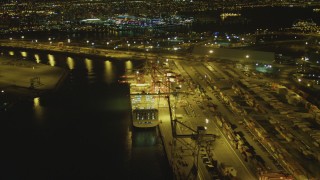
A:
[0, 49, 173, 180]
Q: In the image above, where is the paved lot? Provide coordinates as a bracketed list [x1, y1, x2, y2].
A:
[0, 58, 67, 98]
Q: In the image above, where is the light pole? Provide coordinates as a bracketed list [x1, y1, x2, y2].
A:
[48, 38, 52, 45]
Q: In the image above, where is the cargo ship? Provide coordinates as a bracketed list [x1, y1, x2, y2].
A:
[121, 60, 169, 128]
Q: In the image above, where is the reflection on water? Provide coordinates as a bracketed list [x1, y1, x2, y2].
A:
[33, 97, 44, 121]
[132, 128, 158, 147]
[48, 54, 55, 66]
[104, 60, 114, 84]
[34, 54, 40, 63]
[21, 51, 27, 58]
[66, 57, 75, 70]
[85, 58, 93, 72]
[125, 60, 133, 74]
[33, 97, 40, 107]
[85, 58, 94, 80]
